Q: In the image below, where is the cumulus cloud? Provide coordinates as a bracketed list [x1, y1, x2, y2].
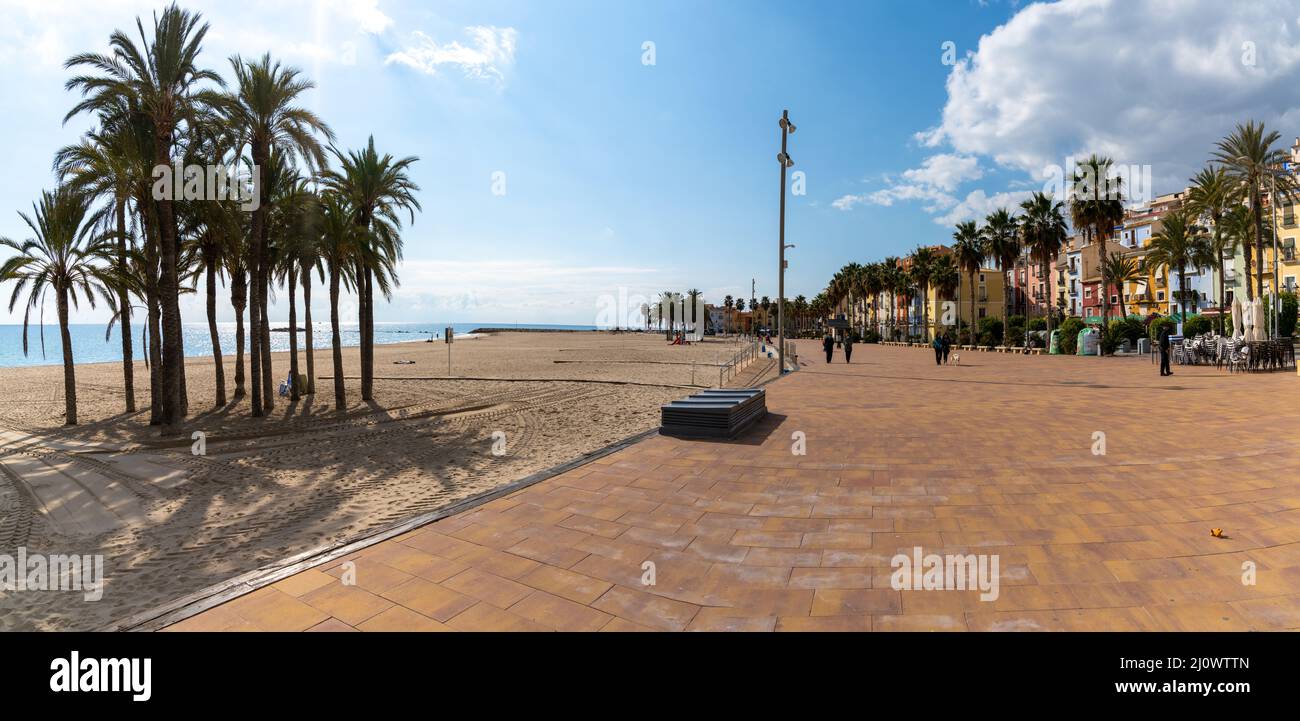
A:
[921, 0, 1300, 192]
[931, 189, 1034, 227]
[386, 26, 519, 83]
[901, 153, 983, 192]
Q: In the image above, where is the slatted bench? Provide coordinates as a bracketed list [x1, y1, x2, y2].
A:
[660, 388, 767, 439]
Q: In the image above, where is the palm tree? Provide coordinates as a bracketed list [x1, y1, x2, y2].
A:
[1212, 121, 1299, 302]
[1221, 205, 1255, 327]
[181, 193, 240, 407]
[880, 257, 901, 339]
[316, 192, 360, 410]
[931, 254, 960, 336]
[686, 289, 703, 333]
[861, 263, 883, 336]
[1, 189, 117, 425]
[1187, 166, 1242, 334]
[53, 120, 148, 414]
[323, 136, 419, 403]
[1019, 191, 1069, 341]
[793, 294, 807, 335]
[909, 247, 937, 341]
[268, 158, 316, 402]
[982, 208, 1020, 329]
[893, 265, 916, 338]
[225, 52, 333, 415]
[951, 221, 984, 345]
[1069, 155, 1125, 328]
[1099, 254, 1142, 320]
[1147, 209, 1212, 321]
[723, 294, 734, 335]
[66, 3, 225, 427]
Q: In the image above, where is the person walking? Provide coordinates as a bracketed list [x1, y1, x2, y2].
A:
[843, 334, 854, 364]
[941, 332, 952, 365]
[932, 334, 944, 366]
[823, 332, 835, 363]
[1158, 324, 1173, 376]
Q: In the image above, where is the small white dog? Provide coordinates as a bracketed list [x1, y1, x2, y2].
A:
[949, 352, 961, 366]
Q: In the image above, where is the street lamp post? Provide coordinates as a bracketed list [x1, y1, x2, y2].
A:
[777, 109, 796, 375]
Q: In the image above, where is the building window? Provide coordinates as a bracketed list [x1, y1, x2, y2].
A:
[1110, 294, 1118, 304]
[1084, 288, 1091, 298]
[978, 308, 986, 319]
[1157, 291, 1165, 301]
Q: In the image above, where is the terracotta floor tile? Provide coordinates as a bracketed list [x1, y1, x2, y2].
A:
[380, 577, 478, 622]
[518, 565, 614, 605]
[300, 582, 394, 627]
[357, 606, 453, 632]
[442, 568, 533, 609]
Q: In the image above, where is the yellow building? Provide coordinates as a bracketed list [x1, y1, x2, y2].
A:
[921, 266, 1006, 341]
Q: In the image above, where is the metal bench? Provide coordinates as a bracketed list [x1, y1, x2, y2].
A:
[660, 388, 767, 439]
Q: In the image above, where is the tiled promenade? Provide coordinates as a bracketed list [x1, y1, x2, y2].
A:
[168, 342, 1300, 631]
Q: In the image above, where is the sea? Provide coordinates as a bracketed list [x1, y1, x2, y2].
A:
[0, 322, 598, 368]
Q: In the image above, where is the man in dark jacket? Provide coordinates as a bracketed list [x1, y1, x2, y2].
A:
[823, 332, 835, 363]
[843, 334, 855, 363]
[1158, 325, 1173, 376]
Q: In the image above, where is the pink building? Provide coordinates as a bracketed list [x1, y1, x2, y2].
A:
[1009, 249, 1059, 319]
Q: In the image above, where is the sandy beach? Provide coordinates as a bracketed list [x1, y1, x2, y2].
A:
[0, 330, 760, 630]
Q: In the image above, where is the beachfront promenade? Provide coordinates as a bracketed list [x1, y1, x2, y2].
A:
[166, 341, 1300, 631]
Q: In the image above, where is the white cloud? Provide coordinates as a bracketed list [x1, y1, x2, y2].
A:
[386, 26, 519, 83]
[901, 153, 983, 192]
[924, 0, 1300, 192]
[931, 189, 1033, 227]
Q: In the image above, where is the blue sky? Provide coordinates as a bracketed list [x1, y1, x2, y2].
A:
[3, 0, 1300, 326]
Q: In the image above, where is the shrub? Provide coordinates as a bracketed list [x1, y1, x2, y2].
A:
[1057, 317, 1084, 354]
[1182, 314, 1212, 337]
[977, 316, 1004, 345]
[1281, 292, 1298, 337]
[861, 330, 881, 344]
[1148, 316, 1177, 343]
[1028, 317, 1047, 332]
[978, 331, 997, 347]
[1108, 317, 1143, 347]
[1006, 315, 1026, 346]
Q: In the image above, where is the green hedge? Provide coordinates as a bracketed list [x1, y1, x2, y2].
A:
[1182, 314, 1212, 337]
[1057, 317, 1084, 354]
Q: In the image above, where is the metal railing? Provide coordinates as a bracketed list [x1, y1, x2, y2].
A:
[718, 340, 760, 387]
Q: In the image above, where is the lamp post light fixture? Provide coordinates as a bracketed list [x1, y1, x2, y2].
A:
[777, 109, 795, 375]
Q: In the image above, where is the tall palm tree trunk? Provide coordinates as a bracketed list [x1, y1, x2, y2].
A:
[232, 269, 247, 399]
[206, 255, 226, 406]
[147, 290, 163, 425]
[1217, 256, 1227, 335]
[115, 198, 135, 413]
[1043, 258, 1054, 341]
[329, 267, 346, 410]
[154, 141, 185, 429]
[302, 270, 315, 395]
[260, 279, 272, 410]
[968, 271, 977, 345]
[57, 286, 77, 426]
[362, 268, 374, 401]
[288, 264, 300, 402]
[248, 235, 263, 414]
[1252, 196, 1265, 301]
